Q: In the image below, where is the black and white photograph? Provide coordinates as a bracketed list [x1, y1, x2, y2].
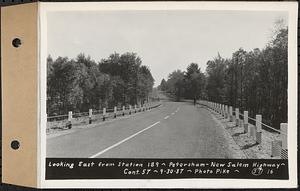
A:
[1, 1, 299, 189]
[46, 8, 289, 159]
[40, 1, 297, 186]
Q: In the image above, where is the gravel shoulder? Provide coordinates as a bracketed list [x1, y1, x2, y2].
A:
[204, 107, 280, 159]
[205, 107, 247, 159]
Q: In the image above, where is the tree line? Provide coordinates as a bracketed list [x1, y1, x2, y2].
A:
[159, 23, 288, 129]
[158, 64, 206, 104]
[47, 52, 154, 116]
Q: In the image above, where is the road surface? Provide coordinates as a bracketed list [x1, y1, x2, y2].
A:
[47, 101, 234, 158]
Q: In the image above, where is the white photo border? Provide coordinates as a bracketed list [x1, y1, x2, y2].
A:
[38, 1, 298, 188]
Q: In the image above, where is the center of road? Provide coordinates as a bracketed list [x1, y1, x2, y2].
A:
[89, 121, 161, 158]
[89, 106, 180, 158]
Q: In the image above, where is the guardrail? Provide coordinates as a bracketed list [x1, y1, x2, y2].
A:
[198, 100, 287, 159]
[47, 101, 161, 130]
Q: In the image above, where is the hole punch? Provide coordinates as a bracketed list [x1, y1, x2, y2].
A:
[12, 38, 22, 48]
[11, 140, 20, 150]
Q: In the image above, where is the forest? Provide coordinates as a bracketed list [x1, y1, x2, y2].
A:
[158, 23, 288, 129]
[47, 52, 154, 116]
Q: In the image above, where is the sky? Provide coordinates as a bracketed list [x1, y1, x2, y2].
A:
[47, 10, 287, 87]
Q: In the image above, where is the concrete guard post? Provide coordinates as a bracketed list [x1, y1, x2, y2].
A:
[280, 123, 288, 159]
[67, 111, 72, 129]
[249, 123, 256, 138]
[227, 105, 230, 120]
[225, 105, 228, 119]
[243, 111, 248, 133]
[271, 140, 282, 157]
[235, 108, 239, 126]
[229, 106, 233, 122]
[220, 104, 224, 117]
[220, 104, 223, 115]
[103, 108, 106, 121]
[89, 109, 92, 124]
[114, 106, 117, 118]
[255, 115, 262, 144]
[129, 105, 132, 115]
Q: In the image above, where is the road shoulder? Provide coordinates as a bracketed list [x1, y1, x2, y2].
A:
[207, 109, 247, 159]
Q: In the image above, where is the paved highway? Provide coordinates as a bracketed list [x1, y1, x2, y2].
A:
[47, 101, 233, 158]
